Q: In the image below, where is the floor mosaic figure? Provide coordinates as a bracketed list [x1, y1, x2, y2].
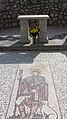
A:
[14, 69, 57, 119]
[6, 63, 61, 119]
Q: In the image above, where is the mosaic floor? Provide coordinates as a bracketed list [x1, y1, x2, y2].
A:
[0, 51, 67, 119]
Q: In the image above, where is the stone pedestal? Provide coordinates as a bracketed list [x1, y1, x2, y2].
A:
[18, 15, 49, 44]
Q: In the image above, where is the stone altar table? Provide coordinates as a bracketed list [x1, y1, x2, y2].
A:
[18, 15, 49, 44]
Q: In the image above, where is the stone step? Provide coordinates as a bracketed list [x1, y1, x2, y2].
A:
[0, 44, 67, 51]
[0, 38, 67, 51]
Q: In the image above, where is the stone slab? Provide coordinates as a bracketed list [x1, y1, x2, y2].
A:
[18, 15, 49, 20]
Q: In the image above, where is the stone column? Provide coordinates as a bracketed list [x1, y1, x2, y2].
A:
[20, 19, 30, 43]
[38, 18, 48, 43]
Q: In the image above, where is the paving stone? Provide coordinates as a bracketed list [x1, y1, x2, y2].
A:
[0, 63, 18, 119]
[46, 51, 67, 119]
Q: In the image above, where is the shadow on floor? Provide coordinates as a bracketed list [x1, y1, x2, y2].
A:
[49, 33, 67, 40]
[0, 51, 40, 64]
[61, 50, 67, 58]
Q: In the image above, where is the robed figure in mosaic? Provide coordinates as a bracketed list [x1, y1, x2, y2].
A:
[13, 68, 58, 119]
